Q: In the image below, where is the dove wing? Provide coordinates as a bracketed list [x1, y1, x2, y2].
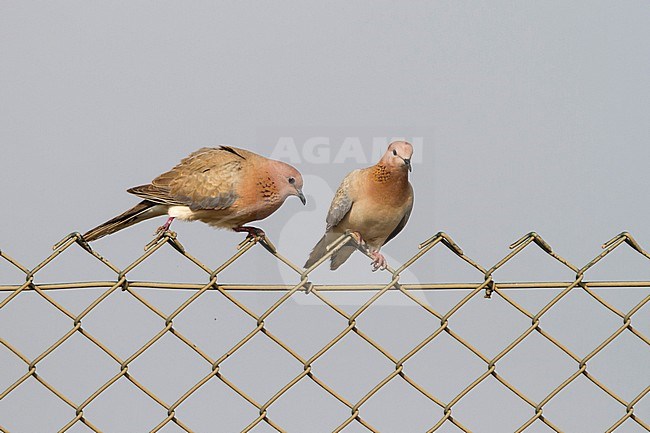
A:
[325, 169, 360, 230]
[128, 146, 246, 210]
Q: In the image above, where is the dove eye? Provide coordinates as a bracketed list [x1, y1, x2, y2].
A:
[288, 176, 295, 184]
[392, 149, 397, 156]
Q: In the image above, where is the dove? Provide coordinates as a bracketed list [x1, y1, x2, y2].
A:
[305, 141, 414, 271]
[83, 146, 305, 241]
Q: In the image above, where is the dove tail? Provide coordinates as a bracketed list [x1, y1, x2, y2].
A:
[83, 201, 166, 242]
[305, 233, 333, 269]
[329, 242, 357, 270]
[305, 232, 356, 271]
[304, 233, 329, 269]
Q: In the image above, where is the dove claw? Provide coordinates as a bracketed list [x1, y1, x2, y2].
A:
[349, 231, 367, 248]
[233, 225, 266, 241]
[370, 251, 387, 272]
[233, 225, 265, 236]
[156, 217, 175, 234]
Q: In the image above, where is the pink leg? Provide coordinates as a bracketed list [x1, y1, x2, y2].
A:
[157, 217, 175, 233]
[370, 250, 387, 272]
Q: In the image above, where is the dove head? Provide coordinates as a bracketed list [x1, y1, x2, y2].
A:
[273, 161, 306, 205]
[381, 141, 413, 172]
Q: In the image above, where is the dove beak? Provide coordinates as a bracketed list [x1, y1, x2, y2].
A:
[296, 189, 307, 205]
[403, 158, 412, 172]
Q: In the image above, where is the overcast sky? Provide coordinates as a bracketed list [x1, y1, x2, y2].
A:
[1, 2, 649, 432]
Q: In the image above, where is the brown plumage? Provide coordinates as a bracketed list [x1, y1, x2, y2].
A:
[305, 141, 414, 271]
[84, 146, 305, 241]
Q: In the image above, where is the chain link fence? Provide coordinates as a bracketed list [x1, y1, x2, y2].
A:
[1, 230, 648, 432]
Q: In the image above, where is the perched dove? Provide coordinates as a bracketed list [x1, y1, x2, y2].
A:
[305, 141, 414, 271]
[83, 146, 305, 241]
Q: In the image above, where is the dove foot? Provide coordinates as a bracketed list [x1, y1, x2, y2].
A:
[156, 217, 175, 234]
[349, 231, 367, 247]
[370, 251, 387, 272]
[233, 226, 266, 239]
[234, 226, 276, 253]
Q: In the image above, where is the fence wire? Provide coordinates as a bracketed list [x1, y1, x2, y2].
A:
[0, 230, 648, 433]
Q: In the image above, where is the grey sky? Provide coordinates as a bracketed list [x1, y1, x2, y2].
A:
[1, 1, 649, 432]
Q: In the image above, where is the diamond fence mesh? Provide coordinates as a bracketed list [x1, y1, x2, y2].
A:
[0, 230, 648, 433]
